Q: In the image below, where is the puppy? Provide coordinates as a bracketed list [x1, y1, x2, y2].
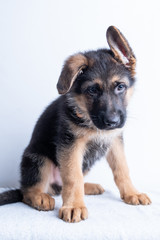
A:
[0, 26, 151, 223]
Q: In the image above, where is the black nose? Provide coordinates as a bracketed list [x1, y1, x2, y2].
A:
[103, 113, 120, 127]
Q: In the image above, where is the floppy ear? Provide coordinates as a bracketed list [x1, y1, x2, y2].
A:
[106, 26, 136, 76]
[57, 54, 88, 95]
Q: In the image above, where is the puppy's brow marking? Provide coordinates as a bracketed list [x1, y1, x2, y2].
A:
[111, 75, 130, 86]
[93, 78, 103, 88]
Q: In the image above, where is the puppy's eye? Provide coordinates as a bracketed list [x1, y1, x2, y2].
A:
[87, 86, 99, 95]
[115, 83, 126, 94]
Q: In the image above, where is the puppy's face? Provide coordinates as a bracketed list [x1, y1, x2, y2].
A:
[73, 51, 134, 130]
[57, 26, 136, 130]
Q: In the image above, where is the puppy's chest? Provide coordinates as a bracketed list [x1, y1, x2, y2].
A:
[82, 137, 108, 173]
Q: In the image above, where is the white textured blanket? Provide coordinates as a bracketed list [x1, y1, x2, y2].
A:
[0, 187, 160, 240]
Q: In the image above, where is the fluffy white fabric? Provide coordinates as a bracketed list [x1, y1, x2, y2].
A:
[0, 187, 160, 240]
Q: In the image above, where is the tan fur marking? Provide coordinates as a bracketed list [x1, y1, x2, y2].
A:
[125, 86, 134, 105]
[73, 94, 91, 122]
[111, 75, 120, 83]
[74, 95, 88, 113]
[70, 120, 122, 141]
[23, 159, 55, 211]
[59, 137, 88, 222]
[93, 78, 103, 88]
[68, 54, 88, 73]
[107, 136, 151, 205]
[75, 110, 83, 118]
[84, 183, 105, 195]
[128, 56, 136, 77]
[111, 75, 129, 86]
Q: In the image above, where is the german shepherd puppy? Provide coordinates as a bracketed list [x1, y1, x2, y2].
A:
[0, 26, 151, 223]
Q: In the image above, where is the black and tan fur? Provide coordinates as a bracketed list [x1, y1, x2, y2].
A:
[0, 26, 151, 222]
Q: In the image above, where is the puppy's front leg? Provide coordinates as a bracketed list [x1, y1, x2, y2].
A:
[107, 135, 151, 205]
[58, 139, 88, 223]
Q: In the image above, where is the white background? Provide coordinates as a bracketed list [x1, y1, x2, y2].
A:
[0, 0, 160, 193]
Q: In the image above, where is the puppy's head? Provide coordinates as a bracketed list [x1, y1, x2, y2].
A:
[57, 26, 136, 130]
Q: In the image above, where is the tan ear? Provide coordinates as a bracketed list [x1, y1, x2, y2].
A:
[57, 54, 88, 95]
[106, 26, 136, 76]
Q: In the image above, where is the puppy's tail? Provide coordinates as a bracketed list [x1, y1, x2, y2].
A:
[0, 189, 23, 206]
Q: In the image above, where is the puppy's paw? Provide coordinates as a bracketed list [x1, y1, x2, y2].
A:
[59, 206, 88, 223]
[123, 193, 151, 205]
[23, 193, 55, 211]
[84, 183, 105, 195]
